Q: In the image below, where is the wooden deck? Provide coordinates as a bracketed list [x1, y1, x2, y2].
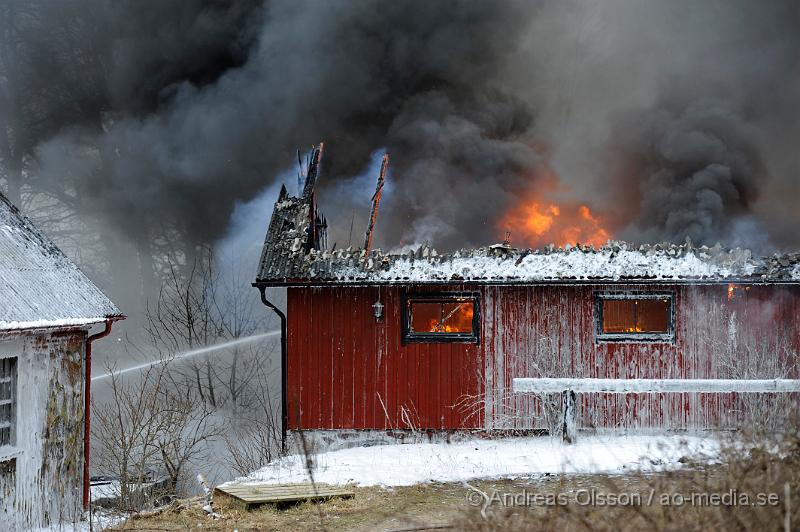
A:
[215, 482, 355, 509]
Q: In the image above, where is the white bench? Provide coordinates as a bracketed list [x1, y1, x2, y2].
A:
[512, 378, 800, 443]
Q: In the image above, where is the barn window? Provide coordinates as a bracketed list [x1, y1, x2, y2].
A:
[595, 293, 674, 342]
[402, 293, 480, 343]
[0, 357, 16, 447]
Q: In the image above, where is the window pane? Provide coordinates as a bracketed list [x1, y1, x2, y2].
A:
[409, 300, 474, 334]
[602, 299, 637, 333]
[0, 358, 15, 447]
[637, 299, 670, 332]
[602, 297, 671, 335]
[410, 302, 442, 333]
[439, 302, 474, 333]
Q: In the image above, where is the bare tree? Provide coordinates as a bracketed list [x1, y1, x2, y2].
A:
[151, 386, 223, 495]
[0, 0, 109, 201]
[710, 307, 800, 431]
[92, 358, 225, 512]
[223, 365, 282, 476]
[92, 362, 170, 512]
[144, 252, 223, 407]
[144, 249, 273, 414]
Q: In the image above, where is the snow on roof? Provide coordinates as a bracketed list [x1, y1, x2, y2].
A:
[0, 193, 122, 331]
[256, 232, 800, 285]
[361, 243, 753, 283]
[255, 185, 800, 286]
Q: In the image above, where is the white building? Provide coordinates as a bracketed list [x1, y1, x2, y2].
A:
[0, 192, 122, 529]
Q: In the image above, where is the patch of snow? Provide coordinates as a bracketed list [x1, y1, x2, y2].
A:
[29, 510, 124, 532]
[90, 480, 122, 502]
[226, 435, 719, 488]
[792, 262, 800, 280]
[0, 317, 107, 332]
[0, 445, 21, 462]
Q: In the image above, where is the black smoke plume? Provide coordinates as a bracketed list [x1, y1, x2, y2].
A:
[2, 0, 799, 257]
[608, 100, 764, 248]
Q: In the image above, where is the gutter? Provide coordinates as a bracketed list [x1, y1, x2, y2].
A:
[83, 318, 122, 510]
[257, 286, 288, 453]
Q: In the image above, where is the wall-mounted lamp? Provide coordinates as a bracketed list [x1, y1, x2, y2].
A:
[372, 300, 384, 322]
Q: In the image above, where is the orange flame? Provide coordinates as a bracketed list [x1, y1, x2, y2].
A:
[427, 303, 473, 333]
[499, 196, 610, 248]
[727, 283, 750, 301]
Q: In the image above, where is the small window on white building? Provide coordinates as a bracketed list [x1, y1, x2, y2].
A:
[0, 357, 16, 447]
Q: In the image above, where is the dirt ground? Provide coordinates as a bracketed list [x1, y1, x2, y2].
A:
[110, 480, 470, 531]
[107, 471, 713, 531]
[103, 421, 800, 530]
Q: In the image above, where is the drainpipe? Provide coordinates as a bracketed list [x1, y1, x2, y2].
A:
[258, 286, 288, 453]
[83, 319, 115, 510]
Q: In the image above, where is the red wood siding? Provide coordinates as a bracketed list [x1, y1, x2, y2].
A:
[484, 284, 800, 431]
[287, 285, 483, 430]
[287, 283, 800, 431]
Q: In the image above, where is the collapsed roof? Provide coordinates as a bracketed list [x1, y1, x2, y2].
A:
[0, 192, 122, 331]
[255, 148, 800, 286]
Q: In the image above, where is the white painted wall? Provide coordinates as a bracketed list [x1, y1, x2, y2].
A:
[0, 331, 86, 530]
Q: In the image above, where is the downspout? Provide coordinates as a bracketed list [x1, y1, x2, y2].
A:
[83, 319, 115, 510]
[258, 286, 288, 453]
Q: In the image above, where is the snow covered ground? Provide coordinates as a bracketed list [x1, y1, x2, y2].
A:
[29, 511, 123, 532]
[225, 435, 720, 488]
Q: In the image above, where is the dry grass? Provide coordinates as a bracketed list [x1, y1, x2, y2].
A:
[455, 429, 800, 531]
[108, 482, 471, 531]
[110, 427, 800, 531]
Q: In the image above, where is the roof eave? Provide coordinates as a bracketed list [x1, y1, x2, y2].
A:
[0, 314, 126, 336]
[253, 277, 798, 287]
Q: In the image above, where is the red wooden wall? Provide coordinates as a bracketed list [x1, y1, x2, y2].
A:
[286, 285, 483, 430]
[287, 283, 800, 431]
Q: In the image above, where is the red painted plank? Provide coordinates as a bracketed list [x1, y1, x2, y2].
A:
[287, 284, 800, 431]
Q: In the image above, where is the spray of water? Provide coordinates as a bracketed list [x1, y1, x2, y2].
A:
[92, 330, 280, 381]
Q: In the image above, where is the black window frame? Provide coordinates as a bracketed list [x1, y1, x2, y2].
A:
[595, 292, 676, 343]
[401, 292, 481, 344]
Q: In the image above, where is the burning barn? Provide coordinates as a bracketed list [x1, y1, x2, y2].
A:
[0, 193, 123, 529]
[254, 146, 800, 447]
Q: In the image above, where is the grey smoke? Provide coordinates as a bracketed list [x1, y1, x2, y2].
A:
[3, 0, 800, 258]
[516, 1, 800, 252]
[25, 0, 542, 250]
[609, 100, 764, 248]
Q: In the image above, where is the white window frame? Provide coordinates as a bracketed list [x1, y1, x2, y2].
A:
[0, 356, 17, 448]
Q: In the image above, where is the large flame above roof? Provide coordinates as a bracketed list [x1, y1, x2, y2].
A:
[497, 167, 611, 249]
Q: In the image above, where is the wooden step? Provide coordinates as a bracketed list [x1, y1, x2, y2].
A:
[215, 482, 355, 509]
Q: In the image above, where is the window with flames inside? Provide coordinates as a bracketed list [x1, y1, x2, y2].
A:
[596, 293, 674, 342]
[403, 293, 480, 343]
[0, 357, 16, 447]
